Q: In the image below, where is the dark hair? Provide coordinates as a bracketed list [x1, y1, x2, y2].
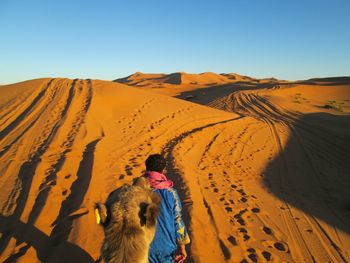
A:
[145, 154, 166, 173]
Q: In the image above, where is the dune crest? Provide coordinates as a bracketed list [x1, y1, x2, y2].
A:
[115, 71, 259, 88]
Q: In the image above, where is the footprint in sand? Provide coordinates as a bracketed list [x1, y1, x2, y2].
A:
[225, 207, 233, 212]
[247, 249, 258, 262]
[238, 227, 247, 233]
[237, 227, 250, 241]
[262, 226, 273, 235]
[262, 251, 272, 261]
[274, 242, 288, 252]
[234, 216, 246, 226]
[240, 197, 248, 203]
[227, 236, 237, 246]
[251, 207, 260, 213]
[247, 248, 256, 253]
[124, 165, 133, 176]
[237, 189, 247, 196]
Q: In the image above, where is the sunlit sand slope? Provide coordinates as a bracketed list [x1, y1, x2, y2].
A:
[120, 74, 350, 262]
[0, 76, 349, 262]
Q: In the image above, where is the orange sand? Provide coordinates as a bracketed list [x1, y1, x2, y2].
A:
[1, 74, 350, 262]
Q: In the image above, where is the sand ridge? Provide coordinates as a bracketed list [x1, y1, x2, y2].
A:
[0, 75, 349, 262]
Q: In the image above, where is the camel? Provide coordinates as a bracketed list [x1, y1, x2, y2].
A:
[95, 177, 160, 263]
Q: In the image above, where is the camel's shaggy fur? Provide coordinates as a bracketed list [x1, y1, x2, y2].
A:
[96, 177, 160, 263]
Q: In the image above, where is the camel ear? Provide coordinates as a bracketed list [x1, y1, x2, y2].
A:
[145, 203, 159, 228]
[133, 176, 150, 190]
[95, 203, 108, 225]
[139, 202, 160, 227]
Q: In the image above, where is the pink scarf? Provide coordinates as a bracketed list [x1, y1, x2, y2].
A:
[145, 171, 174, 189]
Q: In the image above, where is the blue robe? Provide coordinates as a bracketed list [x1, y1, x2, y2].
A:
[148, 188, 190, 263]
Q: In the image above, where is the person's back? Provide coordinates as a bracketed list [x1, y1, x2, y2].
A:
[144, 154, 190, 263]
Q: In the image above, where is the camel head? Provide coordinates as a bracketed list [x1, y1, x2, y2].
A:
[95, 177, 160, 263]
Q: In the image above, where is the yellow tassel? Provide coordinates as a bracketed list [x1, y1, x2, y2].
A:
[95, 208, 101, 224]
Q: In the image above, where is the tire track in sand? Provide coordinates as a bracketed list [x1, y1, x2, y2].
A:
[0, 79, 72, 254]
[0, 80, 58, 158]
[0, 79, 55, 141]
[161, 116, 244, 262]
[229, 90, 349, 262]
[0, 79, 95, 258]
[26, 79, 81, 225]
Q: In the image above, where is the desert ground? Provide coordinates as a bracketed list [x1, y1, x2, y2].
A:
[0, 73, 349, 262]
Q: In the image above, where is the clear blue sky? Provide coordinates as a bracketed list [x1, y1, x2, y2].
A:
[1, 0, 349, 84]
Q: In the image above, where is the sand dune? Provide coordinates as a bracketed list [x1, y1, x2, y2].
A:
[0, 75, 350, 262]
[114, 72, 260, 97]
[115, 72, 238, 86]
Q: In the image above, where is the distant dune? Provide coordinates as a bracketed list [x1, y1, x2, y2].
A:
[115, 72, 259, 89]
[1, 74, 350, 262]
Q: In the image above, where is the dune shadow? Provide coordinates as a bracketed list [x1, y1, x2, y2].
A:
[0, 138, 101, 262]
[295, 77, 350, 86]
[175, 81, 278, 106]
[262, 112, 350, 237]
[50, 138, 101, 242]
[0, 214, 94, 262]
